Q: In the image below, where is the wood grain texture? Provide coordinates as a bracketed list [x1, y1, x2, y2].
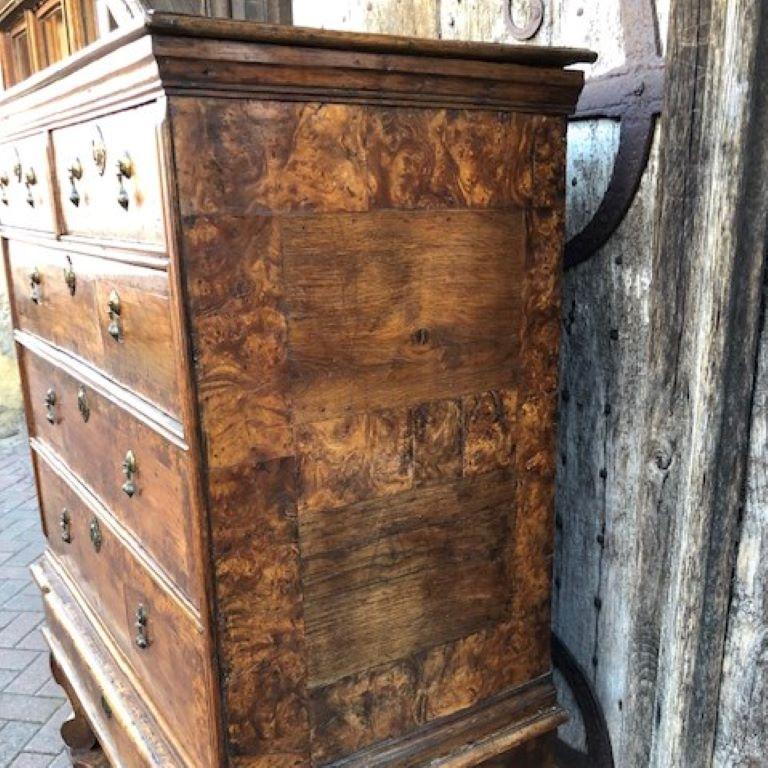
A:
[8, 240, 180, 417]
[52, 102, 167, 246]
[34, 453, 214, 768]
[19, 342, 202, 606]
[324, 678, 563, 768]
[206, 457, 310, 766]
[171, 92, 570, 765]
[34, 555, 188, 768]
[283, 210, 526, 422]
[301, 471, 514, 686]
[147, 11, 594, 67]
[479, 735, 556, 768]
[177, 210, 310, 765]
[170, 99, 538, 218]
[713, 280, 768, 766]
[628, 2, 768, 766]
[154, 36, 584, 114]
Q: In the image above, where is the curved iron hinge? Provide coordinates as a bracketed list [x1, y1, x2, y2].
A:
[552, 632, 615, 767]
[565, 0, 665, 270]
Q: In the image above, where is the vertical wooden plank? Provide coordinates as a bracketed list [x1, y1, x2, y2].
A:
[555, 131, 662, 760]
[644, 1, 768, 765]
[713, 286, 768, 765]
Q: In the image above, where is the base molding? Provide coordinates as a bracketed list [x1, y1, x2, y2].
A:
[326, 676, 567, 768]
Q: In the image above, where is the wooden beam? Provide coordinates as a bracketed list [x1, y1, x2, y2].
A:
[624, 1, 768, 766]
[713, 266, 768, 766]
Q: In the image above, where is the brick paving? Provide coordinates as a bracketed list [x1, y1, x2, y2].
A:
[0, 432, 69, 767]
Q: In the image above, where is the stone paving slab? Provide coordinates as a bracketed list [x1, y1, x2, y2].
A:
[0, 433, 69, 767]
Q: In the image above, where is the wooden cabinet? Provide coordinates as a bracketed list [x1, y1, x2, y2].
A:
[1, 13, 593, 767]
[0, 0, 98, 88]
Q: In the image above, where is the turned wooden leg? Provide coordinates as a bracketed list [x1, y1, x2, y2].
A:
[50, 653, 110, 767]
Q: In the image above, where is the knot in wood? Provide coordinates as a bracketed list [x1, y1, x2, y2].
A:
[651, 441, 673, 471]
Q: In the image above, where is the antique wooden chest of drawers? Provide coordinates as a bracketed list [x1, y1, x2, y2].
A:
[0, 12, 592, 767]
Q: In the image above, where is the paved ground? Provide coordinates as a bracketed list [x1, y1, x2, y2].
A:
[0, 431, 70, 767]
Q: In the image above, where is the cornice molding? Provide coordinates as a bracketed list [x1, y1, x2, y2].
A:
[0, 14, 594, 137]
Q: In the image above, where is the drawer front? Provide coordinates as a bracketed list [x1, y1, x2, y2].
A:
[8, 240, 181, 417]
[53, 104, 166, 245]
[36, 461, 214, 768]
[22, 348, 201, 606]
[0, 134, 57, 233]
[36, 558, 190, 768]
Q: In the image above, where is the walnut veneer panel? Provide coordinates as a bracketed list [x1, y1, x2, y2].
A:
[8, 240, 180, 416]
[172, 94, 569, 766]
[35, 455, 214, 768]
[19, 345, 202, 607]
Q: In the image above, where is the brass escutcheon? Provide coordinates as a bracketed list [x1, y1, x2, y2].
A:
[29, 267, 41, 304]
[60, 509, 71, 544]
[92, 128, 107, 175]
[89, 517, 102, 553]
[107, 289, 121, 341]
[63, 256, 76, 296]
[44, 388, 56, 424]
[135, 604, 149, 649]
[77, 385, 89, 423]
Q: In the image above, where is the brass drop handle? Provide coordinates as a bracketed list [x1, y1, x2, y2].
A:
[116, 153, 133, 210]
[44, 388, 57, 424]
[63, 257, 76, 296]
[77, 385, 89, 422]
[24, 167, 36, 207]
[29, 267, 41, 304]
[60, 509, 71, 543]
[135, 604, 150, 649]
[107, 289, 121, 341]
[0, 172, 8, 205]
[13, 159, 22, 182]
[89, 517, 102, 552]
[68, 159, 83, 207]
[121, 450, 136, 498]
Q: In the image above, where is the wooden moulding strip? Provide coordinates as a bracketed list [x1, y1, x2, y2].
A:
[14, 329, 187, 446]
[153, 38, 585, 115]
[327, 675, 567, 768]
[145, 12, 596, 68]
[0, 32, 161, 140]
[0, 228, 170, 270]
